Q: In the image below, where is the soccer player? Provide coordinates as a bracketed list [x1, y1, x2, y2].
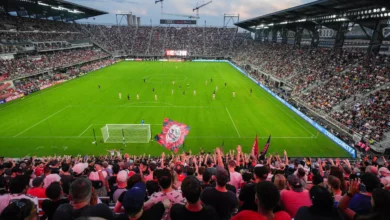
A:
[127, 94, 130, 100]
[193, 90, 196, 95]
[250, 88, 252, 94]
[136, 93, 139, 100]
[233, 91, 236, 97]
[172, 81, 175, 85]
[212, 93, 216, 100]
[98, 85, 100, 89]
[143, 78, 146, 83]
[141, 119, 145, 125]
[205, 80, 208, 85]
[152, 88, 155, 93]
[183, 91, 185, 95]
[213, 90, 216, 95]
[225, 82, 227, 87]
[187, 83, 189, 88]
[155, 94, 157, 100]
[119, 92, 122, 99]
[210, 78, 213, 82]
[172, 89, 174, 94]
[216, 86, 218, 91]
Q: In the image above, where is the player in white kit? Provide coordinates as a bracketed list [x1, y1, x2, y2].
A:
[136, 93, 139, 100]
[233, 91, 236, 97]
[194, 90, 196, 95]
[216, 86, 218, 91]
[172, 89, 174, 94]
[212, 93, 216, 100]
[155, 94, 158, 100]
[119, 93, 122, 99]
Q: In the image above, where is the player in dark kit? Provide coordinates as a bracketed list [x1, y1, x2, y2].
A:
[183, 91, 185, 95]
[210, 78, 213, 82]
[127, 94, 130, 100]
[98, 85, 100, 89]
[143, 78, 146, 83]
[225, 82, 227, 86]
[250, 88, 252, 94]
[152, 88, 155, 93]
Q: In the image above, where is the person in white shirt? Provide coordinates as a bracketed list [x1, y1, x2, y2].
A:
[0, 175, 39, 214]
[119, 93, 122, 99]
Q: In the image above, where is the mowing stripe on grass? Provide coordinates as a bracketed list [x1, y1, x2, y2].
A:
[225, 107, 241, 137]
[13, 105, 70, 137]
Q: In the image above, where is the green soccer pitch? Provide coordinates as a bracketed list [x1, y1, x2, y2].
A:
[0, 61, 351, 157]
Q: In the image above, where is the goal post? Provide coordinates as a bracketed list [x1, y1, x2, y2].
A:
[101, 124, 151, 143]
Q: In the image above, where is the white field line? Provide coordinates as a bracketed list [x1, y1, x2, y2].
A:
[78, 124, 93, 137]
[13, 105, 70, 137]
[225, 107, 241, 138]
[263, 95, 315, 136]
[0, 135, 315, 139]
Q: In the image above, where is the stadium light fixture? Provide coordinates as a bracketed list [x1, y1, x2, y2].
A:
[268, 23, 274, 26]
[382, 7, 386, 12]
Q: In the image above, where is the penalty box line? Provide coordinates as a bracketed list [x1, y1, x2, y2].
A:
[13, 105, 71, 137]
[77, 123, 163, 137]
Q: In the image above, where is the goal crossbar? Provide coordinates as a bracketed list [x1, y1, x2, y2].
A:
[101, 124, 151, 144]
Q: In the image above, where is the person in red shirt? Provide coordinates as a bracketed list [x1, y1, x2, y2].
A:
[27, 177, 46, 198]
[232, 181, 290, 220]
[280, 175, 312, 217]
[34, 162, 44, 177]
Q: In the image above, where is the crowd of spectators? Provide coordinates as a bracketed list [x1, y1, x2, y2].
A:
[233, 41, 390, 142]
[330, 88, 390, 142]
[3, 58, 115, 96]
[0, 148, 389, 220]
[0, 47, 109, 80]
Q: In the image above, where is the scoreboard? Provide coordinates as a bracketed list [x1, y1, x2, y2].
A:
[160, 19, 197, 25]
[165, 50, 187, 56]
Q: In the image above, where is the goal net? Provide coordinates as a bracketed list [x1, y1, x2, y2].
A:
[101, 124, 151, 143]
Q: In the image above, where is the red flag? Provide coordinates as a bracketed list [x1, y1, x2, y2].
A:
[261, 135, 272, 155]
[251, 134, 259, 158]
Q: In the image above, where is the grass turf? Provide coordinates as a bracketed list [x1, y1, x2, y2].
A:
[0, 62, 351, 157]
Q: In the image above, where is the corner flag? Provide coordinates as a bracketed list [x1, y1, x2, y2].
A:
[251, 134, 258, 158]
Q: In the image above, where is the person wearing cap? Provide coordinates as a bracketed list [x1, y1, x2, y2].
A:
[347, 173, 381, 215]
[144, 168, 185, 220]
[72, 162, 88, 177]
[43, 174, 61, 189]
[170, 176, 219, 220]
[113, 170, 128, 203]
[27, 177, 46, 198]
[116, 182, 171, 220]
[53, 178, 114, 220]
[0, 175, 39, 214]
[42, 182, 69, 220]
[280, 174, 312, 217]
[295, 185, 344, 220]
[201, 166, 238, 220]
[239, 165, 269, 212]
[232, 181, 290, 220]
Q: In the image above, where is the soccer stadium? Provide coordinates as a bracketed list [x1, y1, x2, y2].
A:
[0, 0, 390, 219]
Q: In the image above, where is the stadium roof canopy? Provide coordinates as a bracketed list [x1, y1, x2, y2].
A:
[235, 0, 390, 31]
[1, 0, 107, 21]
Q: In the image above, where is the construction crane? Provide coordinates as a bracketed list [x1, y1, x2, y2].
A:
[193, 1, 212, 17]
[162, 13, 200, 19]
[155, 0, 164, 15]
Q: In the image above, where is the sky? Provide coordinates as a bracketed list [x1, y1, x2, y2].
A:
[68, 0, 315, 26]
